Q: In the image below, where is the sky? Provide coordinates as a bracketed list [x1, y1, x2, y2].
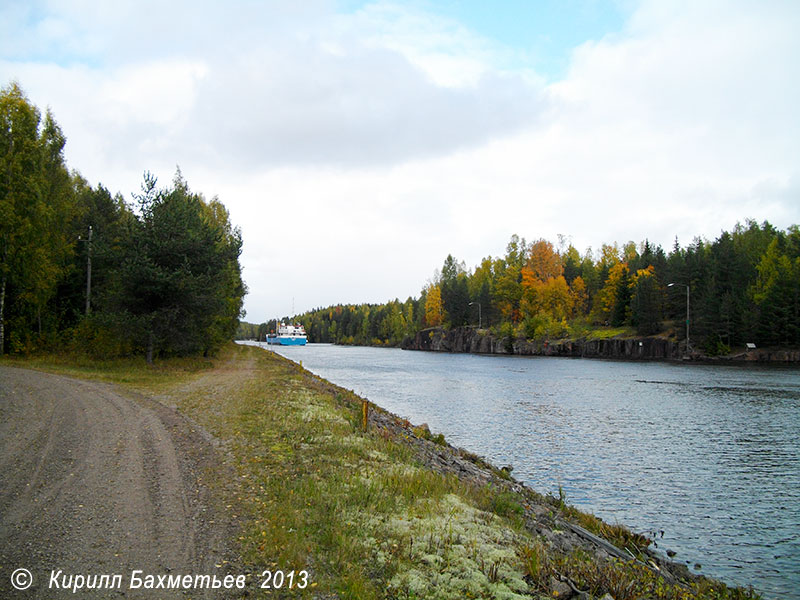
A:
[2, 0, 799, 321]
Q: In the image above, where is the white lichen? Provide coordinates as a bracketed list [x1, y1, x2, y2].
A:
[376, 494, 532, 600]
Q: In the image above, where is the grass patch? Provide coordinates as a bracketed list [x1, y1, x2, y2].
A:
[547, 486, 650, 556]
[0, 350, 215, 390]
[536, 551, 762, 600]
[584, 326, 638, 341]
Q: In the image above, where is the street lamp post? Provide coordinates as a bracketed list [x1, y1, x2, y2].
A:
[469, 301, 482, 330]
[667, 282, 690, 354]
[78, 225, 92, 315]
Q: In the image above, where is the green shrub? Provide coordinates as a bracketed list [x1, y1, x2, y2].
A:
[69, 314, 135, 358]
[521, 314, 570, 340]
[703, 333, 731, 356]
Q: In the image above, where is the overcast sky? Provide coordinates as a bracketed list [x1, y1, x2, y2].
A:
[2, 0, 798, 321]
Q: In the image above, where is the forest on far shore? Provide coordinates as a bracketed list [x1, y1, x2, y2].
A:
[241, 220, 799, 355]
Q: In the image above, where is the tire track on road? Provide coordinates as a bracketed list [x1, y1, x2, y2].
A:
[0, 366, 236, 598]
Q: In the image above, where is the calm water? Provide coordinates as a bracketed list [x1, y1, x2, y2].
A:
[258, 343, 800, 598]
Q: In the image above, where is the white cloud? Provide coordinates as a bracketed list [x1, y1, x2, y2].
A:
[350, 1, 506, 87]
[181, 40, 543, 170]
[99, 61, 208, 126]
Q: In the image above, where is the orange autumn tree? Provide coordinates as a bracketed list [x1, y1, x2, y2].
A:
[520, 239, 573, 322]
[527, 239, 563, 281]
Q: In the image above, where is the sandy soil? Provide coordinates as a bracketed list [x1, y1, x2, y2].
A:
[0, 366, 235, 599]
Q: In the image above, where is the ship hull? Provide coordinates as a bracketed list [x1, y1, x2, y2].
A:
[267, 336, 307, 346]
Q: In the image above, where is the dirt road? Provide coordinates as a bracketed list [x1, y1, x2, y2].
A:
[0, 366, 235, 598]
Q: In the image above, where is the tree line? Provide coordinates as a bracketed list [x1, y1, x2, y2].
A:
[1, 82, 245, 360]
[291, 222, 799, 353]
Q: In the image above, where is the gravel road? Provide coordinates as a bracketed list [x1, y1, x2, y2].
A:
[0, 366, 235, 598]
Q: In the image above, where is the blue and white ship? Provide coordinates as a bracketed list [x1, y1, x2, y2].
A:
[266, 322, 308, 346]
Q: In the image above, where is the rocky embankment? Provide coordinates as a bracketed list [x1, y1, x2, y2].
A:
[401, 326, 800, 362]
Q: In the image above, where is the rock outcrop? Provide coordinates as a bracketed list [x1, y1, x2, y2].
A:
[401, 327, 800, 362]
[401, 327, 680, 359]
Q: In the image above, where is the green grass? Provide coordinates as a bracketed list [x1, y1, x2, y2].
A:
[583, 326, 638, 340]
[4, 344, 762, 600]
[0, 351, 215, 389]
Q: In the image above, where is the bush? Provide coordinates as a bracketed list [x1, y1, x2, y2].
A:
[69, 314, 135, 359]
[703, 333, 731, 357]
[494, 321, 515, 338]
[521, 314, 569, 340]
[568, 318, 591, 338]
[495, 321, 516, 353]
